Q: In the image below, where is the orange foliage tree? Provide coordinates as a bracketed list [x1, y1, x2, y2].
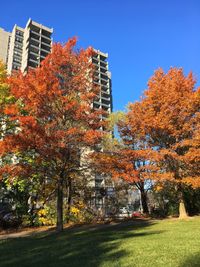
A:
[0, 39, 105, 231]
[93, 68, 200, 217]
[120, 68, 200, 218]
[92, 130, 158, 214]
[92, 113, 155, 214]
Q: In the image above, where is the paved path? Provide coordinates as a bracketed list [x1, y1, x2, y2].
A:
[0, 226, 54, 240]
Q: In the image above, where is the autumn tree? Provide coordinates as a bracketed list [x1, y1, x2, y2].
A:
[0, 62, 29, 220]
[92, 112, 154, 214]
[122, 68, 200, 218]
[94, 141, 156, 213]
[0, 39, 105, 231]
[0, 61, 16, 139]
[93, 68, 200, 217]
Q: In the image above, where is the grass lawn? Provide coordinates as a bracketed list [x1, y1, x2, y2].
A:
[0, 217, 200, 267]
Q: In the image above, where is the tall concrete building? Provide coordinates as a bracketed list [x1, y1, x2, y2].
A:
[0, 28, 11, 65]
[0, 18, 53, 73]
[91, 50, 113, 209]
[0, 18, 113, 212]
[93, 50, 112, 116]
[0, 20, 112, 117]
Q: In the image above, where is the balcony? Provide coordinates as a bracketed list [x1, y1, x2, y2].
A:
[28, 59, 38, 68]
[14, 49, 22, 56]
[40, 55, 46, 60]
[94, 78, 100, 83]
[41, 37, 51, 46]
[100, 60, 107, 67]
[30, 32, 40, 40]
[30, 44, 39, 53]
[13, 53, 22, 61]
[100, 55, 107, 62]
[101, 79, 108, 86]
[13, 57, 21, 64]
[15, 38, 23, 45]
[101, 99, 111, 106]
[94, 71, 100, 78]
[92, 58, 99, 65]
[14, 44, 23, 51]
[30, 38, 40, 47]
[31, 25, 40, 34]
[12, 64, 20, 70]
[40, 50, 49, 57]
[100, 67, 107, 74]
[41, 41, 51, 47]
[12, 60, 21, 66]
[41, 43, 51, 52]
[101, 91, 110, 98]
[93, 102, 100, 109]
[29, 53, 39, 63]
[41, 29, 52, 39]
[31, 30, 40, 36]
[102, 105, 110, 111]
[16, 30, 24, 37]
[29, 50, 39, 58]
[101, 74, 109, 80]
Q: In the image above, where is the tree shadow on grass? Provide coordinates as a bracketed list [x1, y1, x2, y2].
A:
[0, 219, 159, 267]
[180, 253, 200, 267]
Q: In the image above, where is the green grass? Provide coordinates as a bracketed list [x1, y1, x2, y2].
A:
[0, 217, 200, 267]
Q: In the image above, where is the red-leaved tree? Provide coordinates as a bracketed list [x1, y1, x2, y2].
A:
[0, 38, 105, 231]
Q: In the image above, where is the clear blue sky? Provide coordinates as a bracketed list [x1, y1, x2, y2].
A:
[1, 0, 200, 111]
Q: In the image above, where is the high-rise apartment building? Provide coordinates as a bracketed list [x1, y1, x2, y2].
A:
[92, 50, 112, 116]
[0, 20, 112, 116]
[91, 50, 113, 209]
[0, 18, 53, 73]
[0, 28, 11, 65]
[0, 18, 113, 212]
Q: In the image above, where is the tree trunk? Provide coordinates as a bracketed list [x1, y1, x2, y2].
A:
[179, 193, 188, 219]
[66, 177, 72, 223]
[140, 188, 149, 214]
[28, 194, 37, 226]
[56, 175, 64, 232]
